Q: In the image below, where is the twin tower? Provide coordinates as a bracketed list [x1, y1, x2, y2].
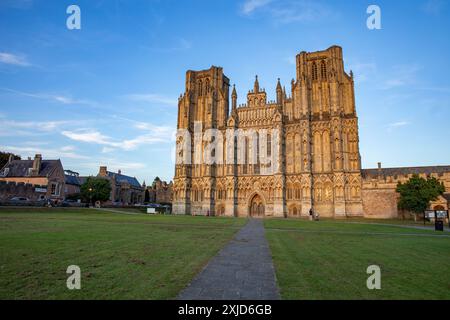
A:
[173, 46, 363, 218]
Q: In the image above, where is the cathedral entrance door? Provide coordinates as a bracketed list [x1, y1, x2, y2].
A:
[250, 194, 265, 217]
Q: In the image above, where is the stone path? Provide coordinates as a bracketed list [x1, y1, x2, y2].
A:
[177, 219, 281, 300]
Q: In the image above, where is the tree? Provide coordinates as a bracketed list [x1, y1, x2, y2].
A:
[0, 151, 21, 169]
[80, 177, 112, 206]
[396, 174, 445, 220]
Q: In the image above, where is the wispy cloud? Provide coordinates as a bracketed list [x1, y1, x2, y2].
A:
[124, 93, 178, 106]
[347, 62, 377, 83]
[0, 145, 88, 160]
[387, 121, 411, 132]
[77, 159, 146, 172]
[0, 87, 97, 106]
[0, 119, 80, 137]
[0, 52, 30, 66]
[382, 65, 421, 90]
[0, 0, 33, 9]
[143, 38, 193, 53]
[61, 123, 174, 152]
[241, 0, 273, 14]
[240, 0, 335, 24]
[422, 0, 446, 15]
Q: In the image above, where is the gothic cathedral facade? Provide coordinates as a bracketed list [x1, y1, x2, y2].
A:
[173, 46, 364, 218]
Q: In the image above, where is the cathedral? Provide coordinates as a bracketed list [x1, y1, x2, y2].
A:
[172, 46, 450, 218]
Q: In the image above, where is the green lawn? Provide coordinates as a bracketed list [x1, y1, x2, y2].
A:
[265, 219, 450, 299]
[0, 208, 245, 299]
[2, 208, 449, 300]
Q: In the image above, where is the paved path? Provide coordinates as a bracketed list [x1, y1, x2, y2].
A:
[344, 221, 450, 233]
[177, 219, 280, 300]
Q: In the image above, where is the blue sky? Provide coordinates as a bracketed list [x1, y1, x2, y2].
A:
[0, 0, 449, 183]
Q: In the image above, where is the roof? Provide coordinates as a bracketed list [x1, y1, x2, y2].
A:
[65, 174, 81, 186]
[362, 165, 450, 178]
[0, 159, 62, 178]
[107, 171, 141, 188]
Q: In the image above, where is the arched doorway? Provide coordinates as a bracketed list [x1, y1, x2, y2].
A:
[249, 194, 265, 217]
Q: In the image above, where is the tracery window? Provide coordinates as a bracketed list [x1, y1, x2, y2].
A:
[312, 62, 318, 81]
[321, 60, 327, 80]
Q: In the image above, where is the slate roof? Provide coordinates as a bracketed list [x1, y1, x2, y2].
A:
[0, 159, 62, 177]
[107, 171, 142, 188]
[362, 165, 450, 179]
[65, 174, 81, 186]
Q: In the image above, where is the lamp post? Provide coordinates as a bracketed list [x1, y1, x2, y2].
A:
[89, 187, 93, 207]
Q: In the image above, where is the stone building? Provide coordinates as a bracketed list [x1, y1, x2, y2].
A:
[64, 170, 82, 197]
[145, 177, 173, 204]
[172, 46, 450, 218]
[361, 164, 450, 218]
[98, 166, 144, 205]
[0, 154, 66, 201]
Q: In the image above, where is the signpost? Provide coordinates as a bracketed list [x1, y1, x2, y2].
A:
[424, 209, 449, 230]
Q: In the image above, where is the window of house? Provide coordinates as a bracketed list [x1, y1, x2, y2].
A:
[51, 183, 59, 196]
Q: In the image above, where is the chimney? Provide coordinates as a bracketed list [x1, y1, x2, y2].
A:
[118, 169, 122, 175]
[8, 154, 13, 163]
[99, 166, 107, 176]
[377, 162, 382, 170]
[32, 154, 42, 176]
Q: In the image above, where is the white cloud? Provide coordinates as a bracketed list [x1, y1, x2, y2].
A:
[0, 145, 88, 160]
[77, 160, 146, 174]
[0, 52, 30, 66]
[0, 119, 79, 137]
[347, 62, 377, 83]
[0, 87, 97, 106]
[61, 129, 116, 146]
[382, 65, 421, 90]
[242, 0, 273, 14]
[388, 121, 410, 127]
[240, 0, 334, 24]
[387, 121, 411, 132]
[125, 93, 178, 106]
[61, 124, 174, 151]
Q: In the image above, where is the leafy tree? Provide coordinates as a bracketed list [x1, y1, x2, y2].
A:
[396, 174, 445, 220]
[80, 177, 112, 205]
[0, 151, 21, 169]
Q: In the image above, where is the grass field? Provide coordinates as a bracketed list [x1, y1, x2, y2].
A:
[0, 208, 245, 299]
[1, 208, 449, 300]
[264, 219, 450, 300]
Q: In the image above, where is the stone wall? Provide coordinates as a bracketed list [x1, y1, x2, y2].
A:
[362, 188, 398, 219]
[0, 181, 48, 201]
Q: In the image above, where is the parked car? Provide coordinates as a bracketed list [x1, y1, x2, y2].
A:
[10, 197, 30, 202]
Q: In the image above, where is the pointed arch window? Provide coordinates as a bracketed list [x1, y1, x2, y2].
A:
[198, 80, 203, 96]
[312, 62, 318, 81]
[205, 79, 210, 93]
[321, 60, 327, 80]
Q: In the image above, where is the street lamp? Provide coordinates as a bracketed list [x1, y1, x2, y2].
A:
[88, 187, 93, 207]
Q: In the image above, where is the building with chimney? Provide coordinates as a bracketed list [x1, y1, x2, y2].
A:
[0, 154, 66, 201]
[97, 166, 144, 205]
